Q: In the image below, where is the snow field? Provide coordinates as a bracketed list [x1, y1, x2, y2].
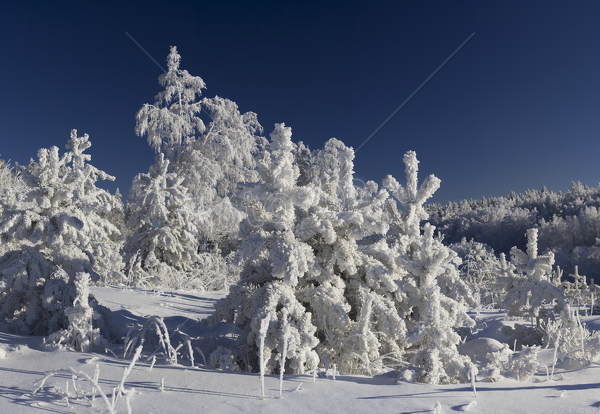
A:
[1, 287, 600, 413]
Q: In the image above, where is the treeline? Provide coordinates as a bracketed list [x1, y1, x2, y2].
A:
[428, 183, 600, 280]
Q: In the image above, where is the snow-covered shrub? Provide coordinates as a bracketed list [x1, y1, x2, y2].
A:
[549, 305, 600, 366]
[451, 239, 499, 307]
[482, 342, 513, 382]
[502, 229, 565, 324]
[509, 345, 541, 382]
[195, 251, 240, 291]
[0, 131, 119, 337]
[44, 272, 109, 351]
[209, 346, 240, 371]
[482, 343, 540, 382]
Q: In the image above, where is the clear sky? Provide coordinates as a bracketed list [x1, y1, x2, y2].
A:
[1, 1, 599, 205]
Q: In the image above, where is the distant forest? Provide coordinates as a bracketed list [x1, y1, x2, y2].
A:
[428, 182, 600, 282]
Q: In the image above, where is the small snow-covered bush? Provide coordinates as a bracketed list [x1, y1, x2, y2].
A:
[502, 229, 565, 323]
[209, 346, 240, 371]
[44, 272, 109, 352]
[510, 345, 541, 382]
[483, 344, 540, 382]
[483, 343, 513, 382]
[194, 251, 240, 291]
[550, 305, 600, 366]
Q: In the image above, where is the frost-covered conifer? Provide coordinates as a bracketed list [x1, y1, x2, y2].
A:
[385, 151, 475, 384]
[0, 157, 26, 257]
[0, 131, 119, 337]
[45, 272, 109, 351]
[383, 151, 440, 241]
[295, 138, 407, 375]
[400, 224, 475, 383]
[64, 133, 125, 283]
[503, 228, 565, 323]
[213, 144, 474, 383]
[124, 153, 201, 287]
[211, 123, 320, 375]
[384, 152, 476, 309]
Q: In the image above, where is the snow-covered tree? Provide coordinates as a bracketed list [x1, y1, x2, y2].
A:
[383, 151, 440, 241]
[400, 223, 475, 383]
[124, 153, 202, 287]
[295, 138, 408, 375]
[385, 151, 475, 384]
[211, 123, 321, 375]
[213, 140, 474, 383]
[45, 272, 109, 351]
[136, 46, 267, 252]
[0, 156, 26, 256]
[136, 46, 206, 158]
[384, 153, 476, 306]
[0, 131, 119, 337]
[64, 133, 125, 283]
[503, 228, 565, 323]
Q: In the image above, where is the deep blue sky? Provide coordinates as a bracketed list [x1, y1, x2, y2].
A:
[1, 1, 599, 205]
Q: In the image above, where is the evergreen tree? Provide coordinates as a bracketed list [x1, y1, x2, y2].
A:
[385, 151, 475, 384]
[211, 123, 320, 374]
[0, 131, 118, 337]
[124, 153, 202, 287]
[503, 228, 565, 323]
[296, 138, 407, 375]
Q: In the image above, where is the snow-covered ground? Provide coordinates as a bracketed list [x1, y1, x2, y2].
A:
[1, 286, 600, 414]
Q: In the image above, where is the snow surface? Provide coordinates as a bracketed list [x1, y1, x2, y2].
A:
[1, 286, 600, 413]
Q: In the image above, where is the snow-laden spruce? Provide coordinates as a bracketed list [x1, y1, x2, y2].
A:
[0, 131, 118, 337]
[384, 151, 475, 384]
[211, 135, 475, 383]
[503, 228, 565, 324]
[211, 123, 320, 375]
[0, 157, 27, 245]
[124, 153, 203, 287]
[44, 272, 109, 351]
[290, 138, 411, 375]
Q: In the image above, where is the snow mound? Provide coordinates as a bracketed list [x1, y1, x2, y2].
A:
[458, 337, 505, 364]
